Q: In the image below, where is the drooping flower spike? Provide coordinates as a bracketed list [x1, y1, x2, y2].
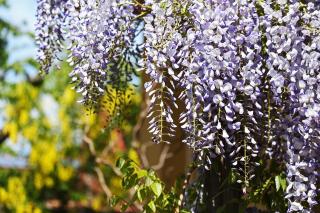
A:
[35, 0, 68, 74]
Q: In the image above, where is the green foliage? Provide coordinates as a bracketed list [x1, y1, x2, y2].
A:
[247, 160, 288, 212]
[275, 174, 286, 192]
[112, 157, 185, 213]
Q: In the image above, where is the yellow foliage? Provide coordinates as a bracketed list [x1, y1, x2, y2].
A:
[110, 130, 118, 142]
[6, 177, 27, 208]
[15, 203, 42, 213]
[19, 110, 29, 126]
[29, 87, 39, 100]
[0, 187, 7, 203]
[82, 113, 97, 126]
[0, 58, 140, 212]
[42, 117, 52, 129]
[92, 196, 103, 211]
[61, 88, 76, 106]
[58, 109, 66, 122]
[22, 123, 38, 141]
[29, 142, 58, 174]
[45, 177, 54, 188]
[34, 207, 42, 213]
[128, 148, 140, 165]
[34, 173, 43, 190]
[41, 151, 57, 174]
[110, 178, 122, 191]
[121, 122, 131, 135]
[16, 84, 30, 107]
[59, 110, 71, 137]
[3, 122, 18, 143]
[100, 85, 137, 119]
[57, 165, 74, 182]
[16, 84, 25, 98]
[5, 105, 15, 117]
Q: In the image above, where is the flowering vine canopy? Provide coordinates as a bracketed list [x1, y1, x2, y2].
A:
[35, 0, 319, 212]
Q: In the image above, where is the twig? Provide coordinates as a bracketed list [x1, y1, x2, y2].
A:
[83, 128, 113, 198]
[139, 142, 152, 168]
[96, 157, 122, 176]
[83, 135, 96, 156]
[151, 145, 173, 170]
[94, 166, 112, 198]
[83, 127, 143, 211]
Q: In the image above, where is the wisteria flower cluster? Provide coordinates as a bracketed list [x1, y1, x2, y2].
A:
[144, 0, 190, 143]
[36, 0, 137, 107]
[36, 0, 320, 212]
[35, 0, 68, 74]
[66, 0, 136, 107]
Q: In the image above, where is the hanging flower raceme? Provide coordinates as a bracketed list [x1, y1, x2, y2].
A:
[144, 0, 189, 143]
[186, 0, 262, 185]
[285, 2, 320, 212]
[66, 0, 136, 107]
[259, 0, 320, 211]
[35, 0, 137, 108]
[35, 0, 68, 74]
[186, 0, 240, 168]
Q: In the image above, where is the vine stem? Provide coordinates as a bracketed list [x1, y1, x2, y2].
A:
[243, 135, 248, 194]
[267, 88, 271, 144]
[160, 82, 164, 143]
[175, 163, 197, 213]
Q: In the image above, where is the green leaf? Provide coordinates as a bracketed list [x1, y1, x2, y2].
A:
[151, 182, 162, 197]
[110, 195, 121, 207]
[148, 201, 156, 212]
[122, 173, 138, 189]
[116, 157, 126, 170]
[137, 170, 148, 178]
[145, 176, 153, 186]
[137, 188, 143, 202]
[280, 176, 287, 191]
[275, 176, 280, 191]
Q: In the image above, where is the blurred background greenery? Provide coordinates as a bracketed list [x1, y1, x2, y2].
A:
[0, 0, 145, 212]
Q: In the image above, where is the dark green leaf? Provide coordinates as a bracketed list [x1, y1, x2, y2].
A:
[116, 157, 126, 170]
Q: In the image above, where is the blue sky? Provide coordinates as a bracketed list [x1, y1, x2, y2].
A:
[5, 0, 36, 29]
[1, 0, 37, 62]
